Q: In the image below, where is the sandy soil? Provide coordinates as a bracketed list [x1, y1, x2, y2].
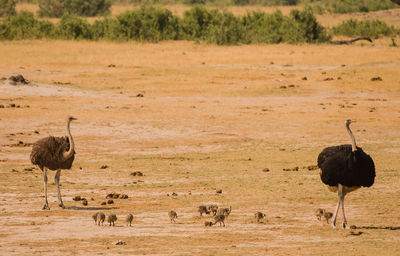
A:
[0, 39, 400, 255]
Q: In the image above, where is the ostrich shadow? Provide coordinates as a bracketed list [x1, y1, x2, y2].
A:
[354, 225, 400, 230]
[66, 206, 119, 211]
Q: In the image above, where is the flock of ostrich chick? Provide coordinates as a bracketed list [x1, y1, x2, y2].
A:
[29, 116, 375, 229]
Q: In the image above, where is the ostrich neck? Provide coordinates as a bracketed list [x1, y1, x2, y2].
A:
[346, 123, 357, 152]
[62, 120, 75, 160]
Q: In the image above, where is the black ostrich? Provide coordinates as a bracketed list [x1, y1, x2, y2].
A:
[317, 119, 375, 228]
[30, 116, 77, 210]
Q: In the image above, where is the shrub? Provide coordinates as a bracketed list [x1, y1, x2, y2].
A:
[63, 0, 112, 17]
[181, 6, 219, 40]
[96, 6, 181, 42]
[0, 11, 55, 39]
[55, 14, 92, 39]
[204, 11, 242, 44]
[305, 0, 398, 14]
[0, 0, 16, 17]
[289, 7, 330, 42]
[332, 19, 399, 38]
[38, 0, 112, 17]
[38, 0, 64, 17]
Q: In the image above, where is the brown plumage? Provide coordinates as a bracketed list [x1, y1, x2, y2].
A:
[30, 136, 75, 170]
[30, 116, 77, 210]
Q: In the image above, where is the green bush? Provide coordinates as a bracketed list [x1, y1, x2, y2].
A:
[305, 0, 398, 14]
[241, 8, 329, 44]
[95, 6, 180, 41]
[0, 11, 55, 39]
[0, 0, 16, 17]
[181, 6, 219, 40]
[63, 0, 112, 16]
[332, 19, 399, 38]
[204, 11, 242, 44]
[56, 14, 92, 39]
[38, 0, 64, 17]
[38, 0, 112, 17]
[289, 7, 329, 42]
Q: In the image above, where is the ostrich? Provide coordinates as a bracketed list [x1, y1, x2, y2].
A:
[317, 119, 375, 228]
[30, 116, 77, 210]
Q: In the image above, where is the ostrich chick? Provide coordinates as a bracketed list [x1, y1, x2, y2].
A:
[315, 208, 324, 221]
[107, 214, 117, 226]
[126, 214, 133, 226]
[217, 206, 232, 219]
[323, 211, 333, 224]
[207, 205, 218, 216]
[198, 205, 210, 216]
[213, 214, 226, 227]
[168, 210, 178, 223]
[255, 212, 266, 223]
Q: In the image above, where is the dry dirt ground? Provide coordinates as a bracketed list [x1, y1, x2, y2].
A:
[0, 39, 400, 255]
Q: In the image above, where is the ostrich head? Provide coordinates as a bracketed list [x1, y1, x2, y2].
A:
[345, 119, 356, 126]
[68, 116, 77, 122]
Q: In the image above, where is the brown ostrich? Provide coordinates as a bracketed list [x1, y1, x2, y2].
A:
[30, 116, 77, 210]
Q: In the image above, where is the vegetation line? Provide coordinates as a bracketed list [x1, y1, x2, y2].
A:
[0, 4, 399, 44]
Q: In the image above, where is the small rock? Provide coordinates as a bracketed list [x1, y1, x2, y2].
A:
[9, 74, 29, 85]
[324, 77, 334, 81]
[216, 189, 222, 194]
[73, 195, 82, 201]
[82, 198, 88, 206]
[262, 168, 270, 172]
[100, 165, 108, 169]
[107, 199, 114, 204]
[171, 192, 178, 196]
[302, 76, 307, 80]
[108, 64, 116, 68]
[131, 171, 143, 176]
[115, 240, 126, 245]
[101, 202, 107, 205]
[371, 76, 382, 81]
[136, 93, 144, 97]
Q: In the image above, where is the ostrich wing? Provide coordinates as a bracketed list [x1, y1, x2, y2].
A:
[318, 145, 353, 168]
[318, 145, 375, 187]
[30, 136, 74, 170]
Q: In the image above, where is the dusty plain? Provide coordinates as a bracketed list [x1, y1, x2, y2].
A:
[0, 35, 400, 255]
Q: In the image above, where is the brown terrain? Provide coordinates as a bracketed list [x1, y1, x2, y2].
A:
[0, 21, 400, 255]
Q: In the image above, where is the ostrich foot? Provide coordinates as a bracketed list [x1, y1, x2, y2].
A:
[42, 203, 50, 210]
[342, 222, 348, 229]
[58, 203, 65, 209]
[331, 223, 338, 229]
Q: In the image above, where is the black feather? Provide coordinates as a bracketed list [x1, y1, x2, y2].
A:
[318, 144, 375, 187]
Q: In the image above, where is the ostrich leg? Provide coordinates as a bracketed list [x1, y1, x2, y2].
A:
[339, 185, 348, 229]
[55, 170, 65, 208]
[331, 199, 340, 228]
[42, 167, 50, 210]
